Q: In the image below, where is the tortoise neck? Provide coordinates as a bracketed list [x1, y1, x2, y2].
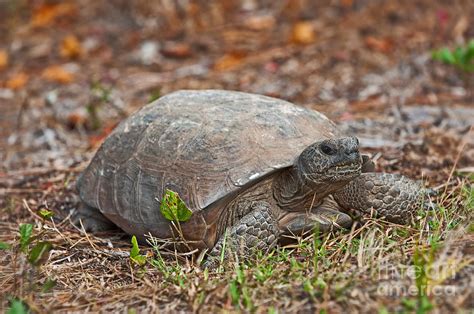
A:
[272, 166, 330, 211]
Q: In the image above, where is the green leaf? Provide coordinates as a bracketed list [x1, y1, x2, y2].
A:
[28, 241, 53, 266]
[19, 224, 33, 253]
[468, 40, 474, 51]
[176, 199, 192, 222]
[7, 299, 28, 314]
[453, 47, 464, 63]
[464, 41, 474, 72]
[130, 235, 140, 259]
[130, 236, 146, 266]
[432, 48, 456, 64]
[38, 208, 54, 220]
[159, 189, 193, 222]
[432, 42, 474, 73]
[42, 278, 57, 293]
[131, 255, 147, 266]
[0, 241, 11, 250]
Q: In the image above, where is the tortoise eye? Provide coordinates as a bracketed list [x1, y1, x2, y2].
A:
[320, 143, 336, 155]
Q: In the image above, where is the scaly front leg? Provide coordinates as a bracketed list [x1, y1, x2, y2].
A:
[333, 173, 424, 224]
[278, 196, 353, 239]
[203, 201, 279, 268]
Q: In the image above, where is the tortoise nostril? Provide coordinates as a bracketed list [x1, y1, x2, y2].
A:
[346, 152, 360, 162]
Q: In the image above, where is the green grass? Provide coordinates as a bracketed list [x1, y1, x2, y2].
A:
[1, 179, 472, 312]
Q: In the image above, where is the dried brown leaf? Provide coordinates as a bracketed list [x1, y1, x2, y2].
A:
[244, 15, 276, 31]
[6, 72, 28, 90]
[41, 65, 74, 84]
[88, 123, 116, 148]
[213, 53, 246, 71]
[161, 42, 192, 58]
[0, 50, 8, 70]
[341, 0, 354, 7]
[364, 36, 393, 54]
[60, 35, 83, 59]
[291, 21, 316, 45]
[31, 3, 76, 27]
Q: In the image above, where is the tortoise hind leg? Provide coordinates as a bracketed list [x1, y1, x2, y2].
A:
[203, 201, 279, 269]
[72, 203, 118, 232]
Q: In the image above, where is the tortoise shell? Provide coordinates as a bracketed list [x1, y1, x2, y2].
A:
[77, 90, 341, 246]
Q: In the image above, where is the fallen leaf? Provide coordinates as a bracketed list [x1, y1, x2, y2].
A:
[161, 42, 192, 58]
[31, 3, 76, 27]
[60, 35, 83, 59]
[6, 72, 28, 89]
[365, 36, 393, 54]
[341, 0, 354, 7]
[67, 110, 88, 128]
[291, 21, 316, 45]
[42, 65, 74, 84]
[213, 52, 246, 71]
[88, 123, 117, 148]
[244, 15, 276, 31]
[0, 50, 8, 70]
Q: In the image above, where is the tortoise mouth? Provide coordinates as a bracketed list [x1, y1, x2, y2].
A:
[324, 161, 362, 182]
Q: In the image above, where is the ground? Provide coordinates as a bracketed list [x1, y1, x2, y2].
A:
[0, 0, 473, 313]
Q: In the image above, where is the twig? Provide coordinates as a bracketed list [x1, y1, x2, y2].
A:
[441, 125, 472, 203]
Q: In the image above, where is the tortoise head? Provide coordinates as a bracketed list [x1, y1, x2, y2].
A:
[297, 136, 362, 189]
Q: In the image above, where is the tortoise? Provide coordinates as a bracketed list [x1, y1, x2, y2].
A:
[75, 90, 422, 264]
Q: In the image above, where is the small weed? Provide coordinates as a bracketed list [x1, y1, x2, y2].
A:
[303, 277, 326, 299]
[432, 40, 474, 73]
[398, 245, 436, 314]
[6, 298, 28, 314]
[462, 184, 474, 210]
[254, 262, 274, 282]
[218, 231, 228, 273]
[19, 223, 33, 253]
[3, 221, 56, 312]
[130, 235, 147, 266]
[28, 241, 53, 266]
[268, 306, 278, 314]
[37, 208, 54, 220]
[229, 263, 254, 311]
[17, 223, 54, 267]
[146, 236, 188, 288]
